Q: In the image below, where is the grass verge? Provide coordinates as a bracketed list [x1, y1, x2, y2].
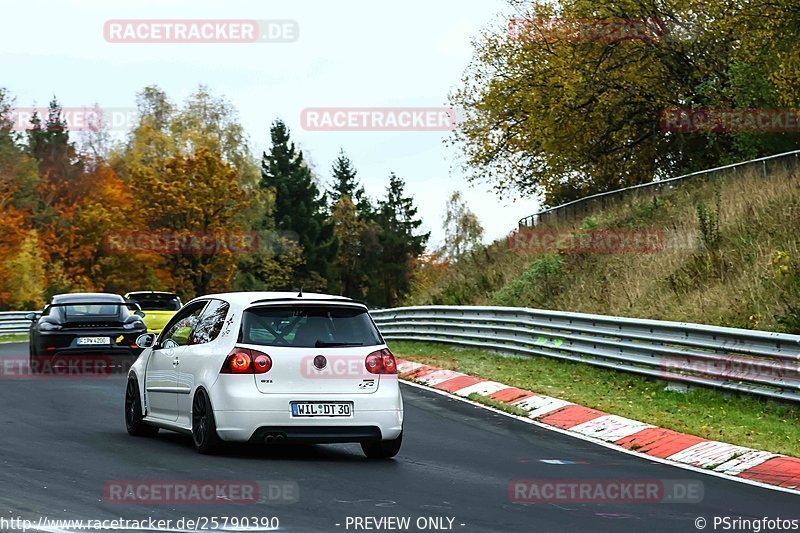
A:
[0, 334, 27, 343]
[392, 340, 800, 458]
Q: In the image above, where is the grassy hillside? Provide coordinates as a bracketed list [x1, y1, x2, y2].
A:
[409, 164, 800, 333]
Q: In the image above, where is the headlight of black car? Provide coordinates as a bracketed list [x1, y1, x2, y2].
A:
[123, 320, 146, 330]
[39, 321, 62, 331]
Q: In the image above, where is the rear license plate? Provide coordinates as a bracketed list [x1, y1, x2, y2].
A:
[290, 402, 353, 417]
[76, 337, 110, 345]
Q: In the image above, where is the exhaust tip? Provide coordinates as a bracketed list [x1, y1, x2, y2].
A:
[263, 432, 287, 444]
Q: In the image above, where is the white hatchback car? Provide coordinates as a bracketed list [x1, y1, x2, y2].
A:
[124, 292, 403, 458]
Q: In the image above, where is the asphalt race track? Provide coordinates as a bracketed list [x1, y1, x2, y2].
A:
[0, 342, 797, 532]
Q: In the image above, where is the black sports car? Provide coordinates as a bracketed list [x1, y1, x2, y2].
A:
[27, 293, 147, 374]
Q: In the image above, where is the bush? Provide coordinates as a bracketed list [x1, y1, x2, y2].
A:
[580, 216, 598, 230]
[696, 185, 722, 250]
[493, 254, 565, 306]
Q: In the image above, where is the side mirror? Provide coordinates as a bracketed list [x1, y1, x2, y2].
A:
[24, 312, 37, 321]
[136, 333, 157, 349]
[133, 310, 146, 318]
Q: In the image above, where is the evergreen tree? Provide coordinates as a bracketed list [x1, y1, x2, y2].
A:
[374, 173, 429, 307]
[261, 119, 335, 290]
[27, 98, 85, 218]
[329, 149, 370, 213]
[330, 196, 367, 299]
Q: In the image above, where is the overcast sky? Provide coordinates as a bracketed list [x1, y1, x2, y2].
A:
[1, 0, 539, 248]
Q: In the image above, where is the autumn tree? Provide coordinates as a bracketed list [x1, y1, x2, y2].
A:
[129, 148, 247, 297]
[24, 100, 109, 293]
[442, 191, 484, 258]
[451, 0, 800, 206]
[113, 86, 274, 296]
[3, 231, 45, 309]
[0, 90, 37, 307]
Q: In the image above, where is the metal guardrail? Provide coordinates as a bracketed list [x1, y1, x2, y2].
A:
[519, 149, 800, 228]
[0, 311, 33, 336]
[371, 306, 800, 403]
[7, 305, 800, 402]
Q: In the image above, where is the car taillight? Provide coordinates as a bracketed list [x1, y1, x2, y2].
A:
[221, 348, 272, 374]
[365, 348, 397, 375]
[225, 349, 252, 374]
[381, 351, 397, 374]
[253, 352, 272, 374]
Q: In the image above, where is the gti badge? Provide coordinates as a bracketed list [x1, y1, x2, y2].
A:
[313, 355, 327, 370]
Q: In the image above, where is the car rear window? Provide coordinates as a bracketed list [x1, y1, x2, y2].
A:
[240, 305, 383, 348]
[128, 294, 181, 311]
[63, 304, 121, 317]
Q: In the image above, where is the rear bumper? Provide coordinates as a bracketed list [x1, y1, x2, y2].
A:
[248, 425, 383, 444]
[33, 330, 145, 357]
[213, 409, 402, 442]
[208, 378, 403, 443]
[29, 342, 141, 374]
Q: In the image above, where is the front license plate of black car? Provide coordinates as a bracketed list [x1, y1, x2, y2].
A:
[290, 402, 353, 417]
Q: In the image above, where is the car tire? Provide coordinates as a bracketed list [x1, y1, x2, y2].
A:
[28, 339, 43, 375]
[192, 389, 222, 454]
[125, 377, 159, 437]
[361, 431, 402, 459]
[28, 353, 42, 374]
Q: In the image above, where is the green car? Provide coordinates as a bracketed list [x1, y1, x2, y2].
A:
[123, 291, 183, 334]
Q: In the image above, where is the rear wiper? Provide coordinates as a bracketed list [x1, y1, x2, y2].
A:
[315, 341, 364, 347]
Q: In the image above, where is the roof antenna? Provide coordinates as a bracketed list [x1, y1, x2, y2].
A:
[297, 287, 303, 297]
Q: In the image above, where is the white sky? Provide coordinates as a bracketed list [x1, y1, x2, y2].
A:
[1, 0, 540, 248]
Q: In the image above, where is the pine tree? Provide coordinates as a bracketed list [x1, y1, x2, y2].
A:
[261, 119, 335, 290]
[329, 149, 370, 213]
[330, 196, 368, 298]
[374, 173, 429, 307]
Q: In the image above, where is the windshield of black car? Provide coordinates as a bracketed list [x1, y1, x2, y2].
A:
[128, 295, 181, 311]
[240, 305, 382, 348]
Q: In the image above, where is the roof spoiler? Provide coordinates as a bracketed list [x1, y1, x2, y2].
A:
[43, 302, 142, 313]
[248, 297, 367, 307]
